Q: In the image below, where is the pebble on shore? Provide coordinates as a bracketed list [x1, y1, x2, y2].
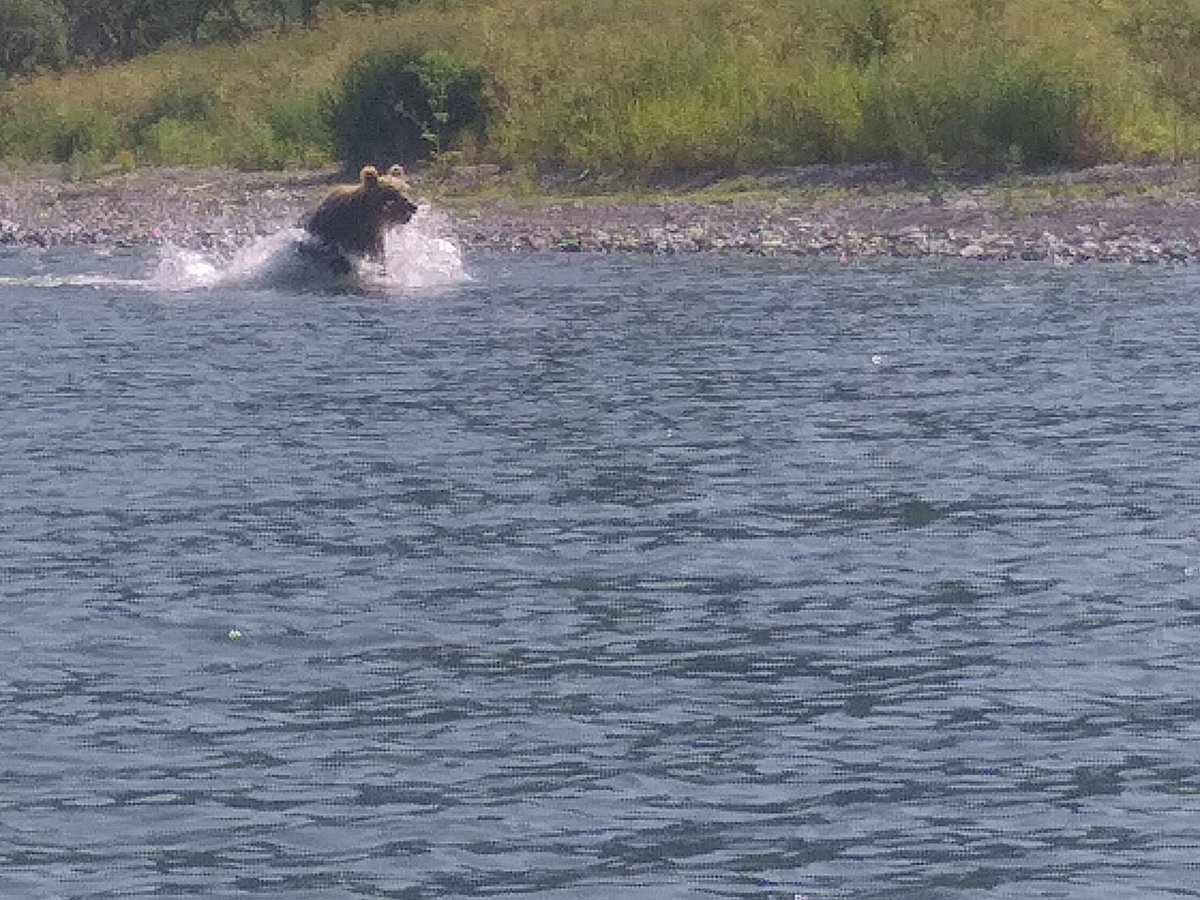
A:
[4, 163, 1200, 264]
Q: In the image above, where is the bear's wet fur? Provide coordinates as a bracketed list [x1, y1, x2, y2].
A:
[303, 164, 418, 265]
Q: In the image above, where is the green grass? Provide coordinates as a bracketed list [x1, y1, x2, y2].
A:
[3, 0, 1200, 177]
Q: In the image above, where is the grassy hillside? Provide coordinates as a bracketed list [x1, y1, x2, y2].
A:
[2, 0, 1199, 179]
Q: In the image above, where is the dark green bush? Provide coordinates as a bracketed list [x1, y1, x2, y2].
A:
[328, 47, 490, 167]
[864, 54, 1087, 169]
[0, 0, 68, 76]
[839, 0, 893, 68]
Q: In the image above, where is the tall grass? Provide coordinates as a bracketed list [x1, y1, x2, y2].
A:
[2, 0, 1199, 175]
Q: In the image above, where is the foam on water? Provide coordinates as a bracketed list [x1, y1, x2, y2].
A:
[150, 245, 224, 290]
[379, 206, 469, 290]
[151, 205, 468, 294]
[0, 273, 148, 290]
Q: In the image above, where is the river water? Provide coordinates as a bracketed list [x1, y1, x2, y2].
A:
[1, 229, 1198, 900]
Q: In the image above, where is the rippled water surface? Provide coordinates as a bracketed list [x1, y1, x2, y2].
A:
[2, 243, 1200, 900]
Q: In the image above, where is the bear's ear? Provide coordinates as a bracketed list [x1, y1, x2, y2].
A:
[360, 165, 380, 187]
[386, 165, 410, 190]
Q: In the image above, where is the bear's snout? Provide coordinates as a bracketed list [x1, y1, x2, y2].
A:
[386, 196, 419, 224]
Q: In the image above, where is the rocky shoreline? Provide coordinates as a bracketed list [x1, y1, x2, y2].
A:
[5, 162, 1200, 263]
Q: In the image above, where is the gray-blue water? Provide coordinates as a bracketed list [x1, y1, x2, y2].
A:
[2, 243, 1199, 900]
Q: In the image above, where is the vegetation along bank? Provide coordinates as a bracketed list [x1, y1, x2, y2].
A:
[7, 0, 1200, 263]
[6, 0, 1200, 178]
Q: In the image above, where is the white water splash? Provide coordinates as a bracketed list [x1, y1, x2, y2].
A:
[0, 273, 148, 290]
[379, 206, 469, 291]
[152, 205, 469, 294]
[150, 245, 223, 290]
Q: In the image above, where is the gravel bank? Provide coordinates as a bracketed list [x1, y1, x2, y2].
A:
[4, 163, 1200, 263]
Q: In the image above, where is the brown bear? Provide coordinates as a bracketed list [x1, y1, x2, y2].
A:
[303, 164, 418, 263]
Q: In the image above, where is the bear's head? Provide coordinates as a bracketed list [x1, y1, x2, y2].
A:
[362, 164, 417, 227]
[304, 164, 419, 260]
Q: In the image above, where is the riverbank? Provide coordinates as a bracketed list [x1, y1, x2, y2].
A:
[4, 163, 1200, 263]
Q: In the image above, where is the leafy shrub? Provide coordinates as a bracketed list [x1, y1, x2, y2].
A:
[0, 106, 120, 165]
[223, 120, 283, 170]
[193, 2, 256, 45]
[136, 118, 219, 165]
[1119, 0, 1200, 115]
[328, 47, 491, 167]
[839, 0, 894, 68]
[266, 92, 333, 162]
[13, 107, 121, 164]
[0, 0, 67, 76]
[130, 83, 224, 163]
[749, 66, 867, 164]
[131, 83, 219, 138]
[863, 54, 1088, 169]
